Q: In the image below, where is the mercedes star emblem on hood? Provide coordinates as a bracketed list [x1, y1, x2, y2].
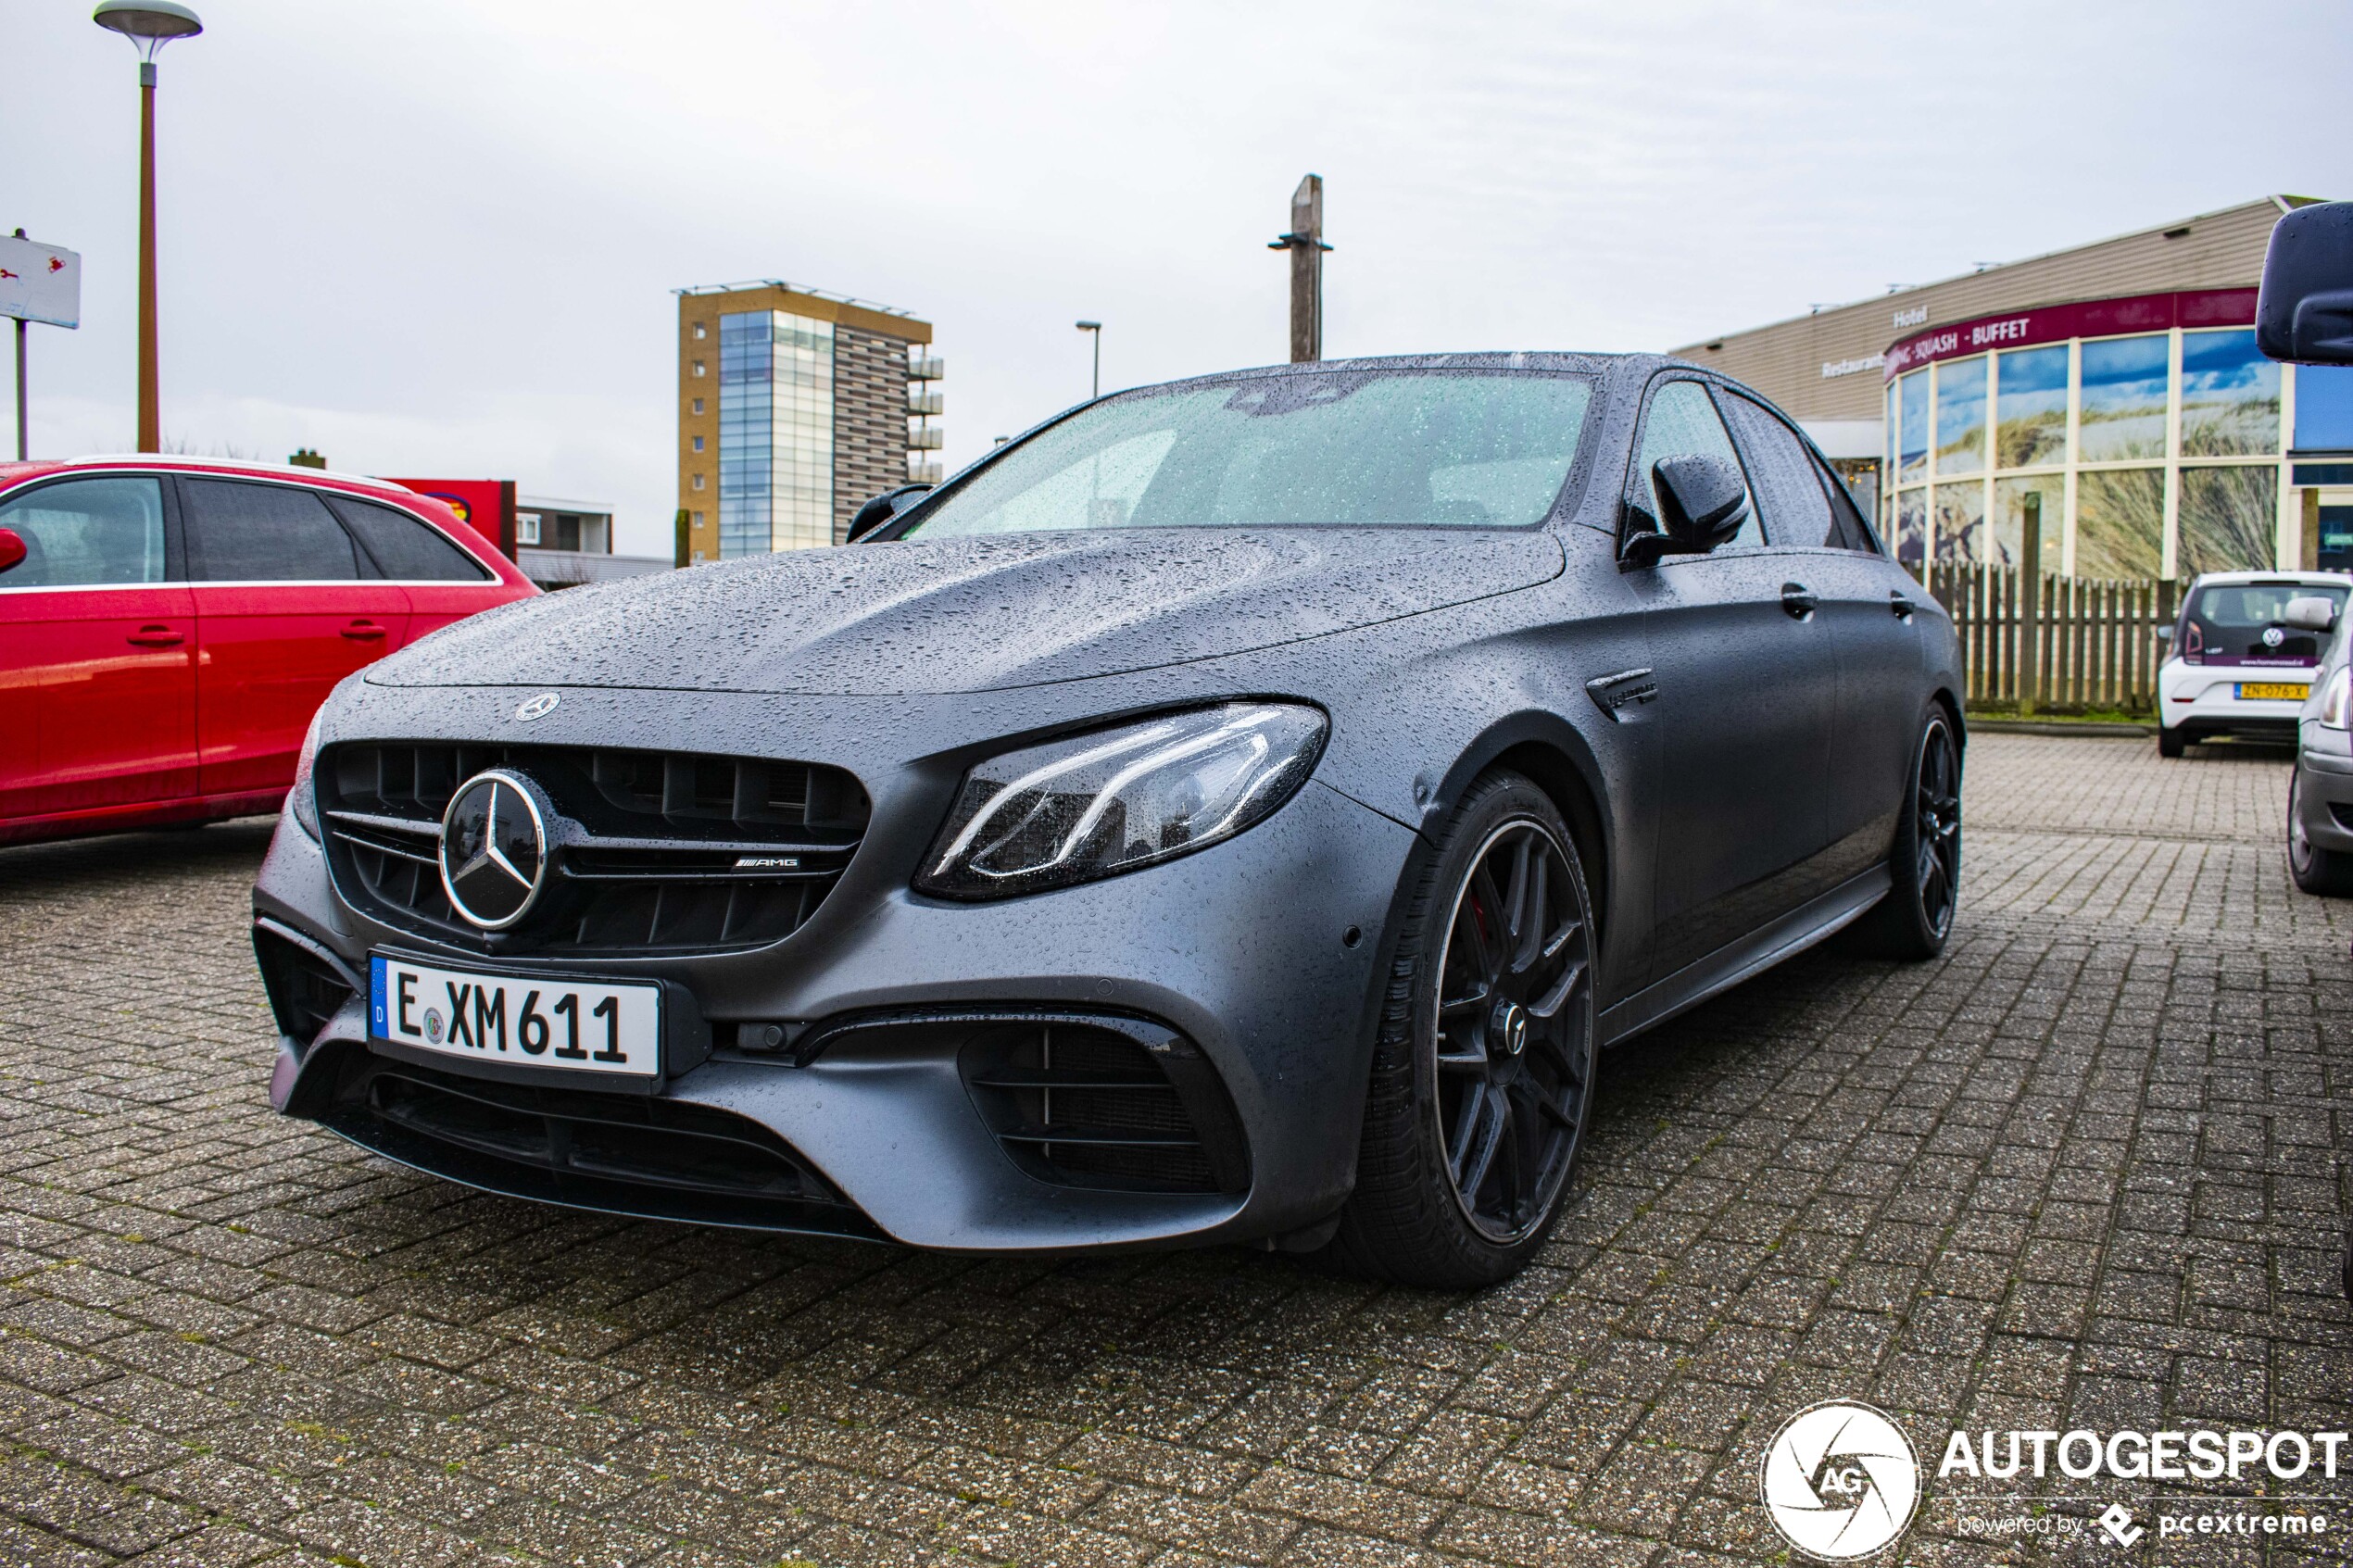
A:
[439, 770, 549, 930]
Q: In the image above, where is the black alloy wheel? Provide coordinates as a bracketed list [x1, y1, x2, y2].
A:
[1856, 709, 1962, 959]
[1327, 772, 1598, 1287]
[1431, 819, 1593, 1243]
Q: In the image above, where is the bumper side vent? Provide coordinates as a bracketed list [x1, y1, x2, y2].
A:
[961, 1018, 1250, 1195]
[253, 923, 357, 1045]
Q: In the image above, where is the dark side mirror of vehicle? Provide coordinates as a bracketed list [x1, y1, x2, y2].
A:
[2257, 201, 2353, 364]
[1650, 455, 1750, 554]
[0, 527, 25, 576]
[2284, 595, 2339, 633]
[847, 483, 934, 543]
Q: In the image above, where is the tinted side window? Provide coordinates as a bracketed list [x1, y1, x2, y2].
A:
[329, 496, 492, 582]
[1811, 453, 1881, 553]
[1718, 393, 1832, 548]
[0, 477, 168, 587]
[182, 480, 361, 581]
[1632, 380, 1756, 548]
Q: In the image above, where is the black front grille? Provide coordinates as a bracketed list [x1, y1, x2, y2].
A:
[319, 742, 868, 956]
[315, 1048, 878, 1237]
[959, 1018, 1250, 1195]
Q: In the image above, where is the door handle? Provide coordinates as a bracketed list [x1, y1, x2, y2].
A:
[340, 620, 388, 641]
[1780, 583, 1818, 620]
[125, 625, 184, 647]
[1889, 590, 1916, 621]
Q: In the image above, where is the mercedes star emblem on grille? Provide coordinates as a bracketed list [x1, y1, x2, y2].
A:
[439, 770, 549, 930]
[514, 692, 560, 721]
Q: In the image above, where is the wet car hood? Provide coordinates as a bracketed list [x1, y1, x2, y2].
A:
[367, 526, 1565, 696]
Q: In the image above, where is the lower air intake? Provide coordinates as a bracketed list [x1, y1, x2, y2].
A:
[960, 1018, 1250, 1195]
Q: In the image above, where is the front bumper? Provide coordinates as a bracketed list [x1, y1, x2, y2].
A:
[2296, 743, 2353, 856]
[253, 767, 1421, 1254]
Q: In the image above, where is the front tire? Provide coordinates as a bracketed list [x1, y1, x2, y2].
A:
[1325, 772, 1598, 1289]
[2288, 769, 2353, 896]
[1855, 708, 1962, 960]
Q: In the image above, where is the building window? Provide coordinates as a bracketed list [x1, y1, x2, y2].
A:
[693, 511, 703, 525]
[693, 322, 708, 340]
[2179, 330, 2278, 457]
[693, 360, 707, 378]
[692, 397, 705, 416]
[1994, 345, 2068, 470]
[718, 308, 836, 558]
[2077, 334, 2170, 462]
[692, 473, 705, 491]
[692, 435, 704, 452]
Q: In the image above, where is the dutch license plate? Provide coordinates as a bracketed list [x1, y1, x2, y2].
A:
[369, 954, 661, 1078]
[2237, 682, 2309, 701]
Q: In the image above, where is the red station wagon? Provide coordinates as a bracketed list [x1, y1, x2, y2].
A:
[0, 457, 536, 846]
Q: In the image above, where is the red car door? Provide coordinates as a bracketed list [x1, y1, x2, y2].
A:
[322, 491, 514, 637]
[0, 473, 196, 822]
[181, 477, 411, 800]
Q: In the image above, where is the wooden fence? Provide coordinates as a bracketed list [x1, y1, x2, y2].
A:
[1920, 562, 2177, 716]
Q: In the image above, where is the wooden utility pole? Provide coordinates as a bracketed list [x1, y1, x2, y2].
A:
[2020, 493, 2043, 716]
[1266, 174, 1331, 363]
[136, 60, 159, 452]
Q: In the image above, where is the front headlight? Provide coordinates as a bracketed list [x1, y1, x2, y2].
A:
[916, 702, 1328, 899]
[289, 708, 325, 841]
[2322, 667, 2351, 731]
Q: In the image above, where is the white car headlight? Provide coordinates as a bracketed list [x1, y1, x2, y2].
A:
[917, 703, 1327, 899]
[2322, 667, 2351, 731]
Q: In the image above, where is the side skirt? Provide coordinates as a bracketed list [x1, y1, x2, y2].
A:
[1598, 864, 1893, 1047]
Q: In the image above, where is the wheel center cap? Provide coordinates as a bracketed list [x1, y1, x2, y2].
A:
[1491, 999, 1529, 1058]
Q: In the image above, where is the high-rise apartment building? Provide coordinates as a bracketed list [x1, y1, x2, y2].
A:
[674, 282, 940, 561]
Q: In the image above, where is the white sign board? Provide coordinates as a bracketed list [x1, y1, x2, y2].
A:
[0, 237, 82, 330]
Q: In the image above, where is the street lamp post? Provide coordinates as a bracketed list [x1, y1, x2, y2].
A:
[1075, 320, 1101, 400]
[93, 1, 202, 454]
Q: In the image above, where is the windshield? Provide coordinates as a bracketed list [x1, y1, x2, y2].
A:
[903, 370, 1594, 538]
[2183, 580, 2349, 666]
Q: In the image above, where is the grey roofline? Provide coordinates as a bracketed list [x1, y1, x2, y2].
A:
[1676, 194, 2320, 350]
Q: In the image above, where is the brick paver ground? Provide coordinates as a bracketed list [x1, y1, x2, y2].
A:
[3, 733, 2347, 1566]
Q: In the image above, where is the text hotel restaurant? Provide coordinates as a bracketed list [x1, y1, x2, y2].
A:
[675, 282, 942, 562]
[1679, 196, 2353, 579]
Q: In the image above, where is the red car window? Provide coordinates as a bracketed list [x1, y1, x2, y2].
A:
[0, 477, 169, 586]
[182, 479, 361, 581]
[326, 495, 493, 582]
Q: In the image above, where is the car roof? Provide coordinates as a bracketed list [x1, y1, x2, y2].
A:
[2188, 571, 2348, 587]
[27, 453, 419, 495]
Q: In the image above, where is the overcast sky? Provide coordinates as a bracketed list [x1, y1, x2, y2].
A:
[6, 0, 2349, 555]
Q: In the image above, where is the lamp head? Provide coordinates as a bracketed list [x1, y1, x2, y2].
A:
[1075, 320, 1101, 332]
[94, 1, 202, 60]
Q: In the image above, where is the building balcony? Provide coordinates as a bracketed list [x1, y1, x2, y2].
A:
[907, 389, 944, 416]
[907, 426, 945, 450]
[909, 357, 945, 382]
[908, 459, 944, 484]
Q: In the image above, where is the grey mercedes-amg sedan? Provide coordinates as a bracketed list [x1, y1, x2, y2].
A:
[251, 353, 1963, 1287]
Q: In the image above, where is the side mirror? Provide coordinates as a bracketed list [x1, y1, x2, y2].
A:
[2155, 625, 2174, 645]
[0, 527, 24, 576]
[2284, 595, 2339, 633]
[2257, 202, 2353, 364]
[1652, 455, 1749, 551]
[847, 483, 934, 543]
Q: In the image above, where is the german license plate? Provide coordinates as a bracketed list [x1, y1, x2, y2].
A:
[2236, 682, 2308, 701]
[369, 954, 661, 1078]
